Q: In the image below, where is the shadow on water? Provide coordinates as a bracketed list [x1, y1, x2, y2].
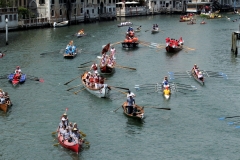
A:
[165, 51, 180, 58]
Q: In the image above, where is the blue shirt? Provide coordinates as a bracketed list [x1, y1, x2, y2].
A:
[127, 97, 135, 106]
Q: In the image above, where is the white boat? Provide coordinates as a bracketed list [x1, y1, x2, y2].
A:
[151, 27, 159, 34]
[81, 72, 111, 98]
[53, 21, 68, 28]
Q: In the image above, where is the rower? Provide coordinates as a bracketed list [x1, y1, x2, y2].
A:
[90, 62, 98, 74]
[126, 96, 135, 114]
[163, 86, 171, 95]
[162, 76, 169, 88]
[198, 71, 204, 80]
[15, 66, 22, 74]
[63, 127, 71, 142]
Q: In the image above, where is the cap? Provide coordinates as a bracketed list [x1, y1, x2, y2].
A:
[73, 128, 78, 131]
[63, 113, 67, 116]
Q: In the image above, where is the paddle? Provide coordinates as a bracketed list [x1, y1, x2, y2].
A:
[80, 131, 87, 137]
[74, 88, 85, 95]
[27, 75, 44, 82]
[218, 116, 240, 120]
[115, 65, 136, 70]
[53, 143, 59, 146]
[40, 50, 59, 55]
[52, 131, 57, 135]
[66, 84, 82, 91]
[144, 106, 171, 110]
[111, 41, 123, 46]
[110, 87, 127, 95]
[64, 76, 80, 85]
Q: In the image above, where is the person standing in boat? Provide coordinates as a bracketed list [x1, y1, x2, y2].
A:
[110, 46, 116, 59]
[58, 117, 67, 132]
[90, 62, 98, 74]
[62, 113, 69, 126]
[127, 90, 135, 100]
[126, 95, 135, 114]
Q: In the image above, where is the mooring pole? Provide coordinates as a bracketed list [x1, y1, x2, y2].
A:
[5, 18, 8, 45]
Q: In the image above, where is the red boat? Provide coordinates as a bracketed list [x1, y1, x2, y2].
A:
[57, 132, 81, 154]
[165, 37, 184, 53]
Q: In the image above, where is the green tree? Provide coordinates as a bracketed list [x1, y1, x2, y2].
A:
[0, 0, 14, 7]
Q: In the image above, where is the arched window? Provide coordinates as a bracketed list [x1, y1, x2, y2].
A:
[97, 0, 100, 4]
[60, 9, 62, 16]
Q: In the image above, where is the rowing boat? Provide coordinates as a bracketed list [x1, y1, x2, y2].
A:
[151, 27, 159, 34]
[122, 101, 144, 119]
[165, 37, 184, 53]
[81, 72, 111, 98]
[0, 103, 8, 112]
[190, 70, 204, 85]
[53, 21, 68, 28]
[135, 29, 141, 32]
[100, 62, 115, 75]
[57, 132, 81, 154]
[8, 73, 26, 86]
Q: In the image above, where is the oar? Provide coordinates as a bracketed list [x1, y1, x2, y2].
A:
[175, 90, 187, 94]
[52, 131, 57, 135]
[28, 76, 44, 82]
[66, 84, 82, 91]
[219, 116, 240, 120]
[64, 76, 80, 85]
[109, 86, 129, 90]
[40, 50, 59, 55]
[80, 61, 93, 66]
[113, 106, 122, 112]
[78, 66, 90, 69]
[74, 88, 85, 95]
[115, 65, 136, 70]
[144, 106, 171, 110]
[111, 41, 123, 46]
[79, 131, 87, 137]
[111, 87, 127, 95]
[53, 143, 59, 146]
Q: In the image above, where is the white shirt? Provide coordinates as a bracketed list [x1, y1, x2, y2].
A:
[127, 92, 135, 98]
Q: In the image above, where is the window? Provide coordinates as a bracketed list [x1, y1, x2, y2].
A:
[39, 0, 45, 4]
[104, 0, 106, 3]
[51, 10, 55, 17]
[52, 0, 55, 4]
[109, 8, 112, 12]
[81, 0, 84, 2]
[113, 0, 115, 3]
[9, 15, 12, 21]
[14, 14, 17, 20]
[92, 9, 94, 13]
[109, 0, 111, 3]
[5, 15, 8, 20]
[113, 8, 115, 11]
[74, 8, 77, 15]
[97, 0, 100, 3]
[0, 15, 2, 22]
[60, 9, 62, 16]
[81, 8, 83, 13]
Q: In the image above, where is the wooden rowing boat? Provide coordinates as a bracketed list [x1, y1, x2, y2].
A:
[63, 47, 79, 59]
[0, 103, 8, 112]
[81, 72, 111, 98]
[135, 29, 141, 32]
[122, 102, 144, 119]
[191, 70, 204, 85]
[165, 37, 184, 53]
[100, 63, 115, 75]
[57, 132, 81, 154]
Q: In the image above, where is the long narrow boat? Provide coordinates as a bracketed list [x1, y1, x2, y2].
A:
[117, 22, 132, 27]
[57, 132, 81, 154]
[190, 70, 204, 85]
[81, 72, 111, 98]
[53, 21, 68, 28]
[122, 102, 144, 119]
[8, 73, 26, 86]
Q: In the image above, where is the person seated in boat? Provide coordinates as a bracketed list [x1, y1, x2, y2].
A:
[153, 24, 155, 30]
[162, 76, 169, 87]
[90, 62, 98, 74]
[13, 70, 21, 81]
[0, 92, 6, 104]
[62, 127, 72, 143]
[59, 125, 66, 136]
[155, 24, 158, 28]
[15, 66, 22, 74]
[136, 26, 141, 30]
[126, 96, 135, 114]
[84, 72, 91, 86]
[0, 51, 3, 57]
[192, 64, 198, 72]
[3, 92, 11, 106]
[78, 29, 84, 35]
[163, 86, 171, 95]
[71, 45, 76, 54]
[89, 75, 95, 88]
[94, 74, 99, 89]
[58, 117, 67, 132]
[198, 71, 204, 80]
[71, 128, 82, 144]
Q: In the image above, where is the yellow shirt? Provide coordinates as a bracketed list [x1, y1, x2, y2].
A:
[163, 89, 170, 95]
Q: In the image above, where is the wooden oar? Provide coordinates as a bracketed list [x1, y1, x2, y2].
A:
[66, 84, 82, 91]
[78, 66, 90, 69]
[109, 86, 129, 90]
[111, 87, 127, 95]
[64, 76, 80, 85]
[52, 131, 57, 135]
[74, 88, 85, 95]
[144, 106, 171, 110]
[111, 41, 123, 46]
[115, 65, 136, 70]
[219, 116, 240, 120]
[40, 50, 59, 55]
[80, 131, 87, 137]
[80, 61, 93, 66]
[113, 106, 122, 112]
[53, 143, 59, 146]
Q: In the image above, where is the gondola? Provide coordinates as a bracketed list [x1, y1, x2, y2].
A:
[122, 101, 144, 119]
[57, 132, 81, 154]
[8, 73, 26, 86]
[81, 71, 111, 98]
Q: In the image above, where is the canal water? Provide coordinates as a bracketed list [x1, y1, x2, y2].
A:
[1, 14, 240, 159]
